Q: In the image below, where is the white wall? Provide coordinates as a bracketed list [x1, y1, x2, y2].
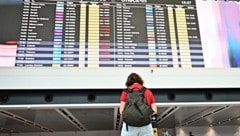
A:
[0, 67, 240, 89]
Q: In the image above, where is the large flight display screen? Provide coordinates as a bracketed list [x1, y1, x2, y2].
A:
[1, 0, 239, 68]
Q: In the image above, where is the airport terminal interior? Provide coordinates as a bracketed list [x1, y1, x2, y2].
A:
[1, 0, 240, 135]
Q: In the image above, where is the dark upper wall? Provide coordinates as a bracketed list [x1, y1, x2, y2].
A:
[1, 88, 240, 105]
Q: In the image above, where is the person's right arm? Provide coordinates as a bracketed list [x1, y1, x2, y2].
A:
[146, 89, 157, 115]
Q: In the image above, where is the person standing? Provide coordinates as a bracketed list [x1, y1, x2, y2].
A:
[161, 128, 170, 136]
[119, 72, 157, 136]
[189, 131, 194, 136]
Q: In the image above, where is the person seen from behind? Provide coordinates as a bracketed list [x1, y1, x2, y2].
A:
[161, 128, 170, 136]
[189, 131, 194, 136]
[119, 72, 157, 136]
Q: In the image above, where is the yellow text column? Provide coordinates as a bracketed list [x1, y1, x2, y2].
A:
[176, 8, 191, 67]
[79, 4, 86, 67]
[88, 5, 100, 67]
[168, 8, 178, 68]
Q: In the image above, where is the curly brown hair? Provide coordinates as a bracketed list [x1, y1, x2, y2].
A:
[125, 73, 144, 87]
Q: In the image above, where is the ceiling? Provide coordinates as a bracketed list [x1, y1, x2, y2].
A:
[1, 104, 240, 134]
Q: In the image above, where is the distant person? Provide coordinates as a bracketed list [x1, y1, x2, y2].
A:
[161, 128, 171, 136]
[119, 72, 157, 136]
[189, 131, 194, 136]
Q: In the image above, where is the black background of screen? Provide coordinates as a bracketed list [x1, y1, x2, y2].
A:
[0, 4, 21, 43]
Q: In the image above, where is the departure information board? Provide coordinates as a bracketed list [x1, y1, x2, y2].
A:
[0, 0, 240, 68]
[1, 0, 203, 67]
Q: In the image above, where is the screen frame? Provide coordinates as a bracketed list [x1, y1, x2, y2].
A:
[0, 67, 239, 89]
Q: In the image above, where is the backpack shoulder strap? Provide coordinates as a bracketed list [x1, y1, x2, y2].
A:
[124, 88, 133, 93]
[139, 86, 147, 93]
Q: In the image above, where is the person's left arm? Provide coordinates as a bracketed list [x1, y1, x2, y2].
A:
[119, 91, 127, 114]
[119, 101, 126, 115]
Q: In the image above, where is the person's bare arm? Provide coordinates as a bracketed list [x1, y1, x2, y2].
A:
[119, 101, 126, 114]
[151, 103, 157, 115]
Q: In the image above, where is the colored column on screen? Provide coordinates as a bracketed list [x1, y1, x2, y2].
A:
[176, 8, 191, 67]
[168, 8, 179, 68]
[88, 5, 100, 67]
[146, 5, 157, 68]
[79, 4, 87, 67]
[53, 2, 64, 67]
[99, 4, 112, 66]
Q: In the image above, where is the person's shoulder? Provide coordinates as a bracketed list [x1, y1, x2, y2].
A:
[144, 87, 153, 93]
